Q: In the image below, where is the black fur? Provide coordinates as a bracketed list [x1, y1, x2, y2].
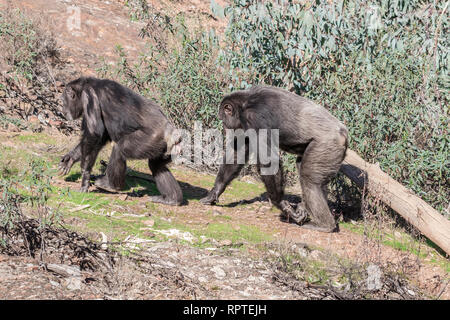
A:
[59, 77, 183, 206]
[200, 86, 348, 232]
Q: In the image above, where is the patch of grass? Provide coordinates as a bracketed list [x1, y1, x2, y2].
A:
[66, 211, 149, 242]
[0, 116, 27, 130]
[14, 132, 57, 145]
[199, 222, 271, 245]
[340, 220, 449, 273]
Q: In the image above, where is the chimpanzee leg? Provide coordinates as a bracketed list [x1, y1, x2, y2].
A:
[258, 163, 305, 224]
[79, 138, 104, 192]
[199, 163, 245, 205]
[94, 145, 127, 192]
[147, 158, 183, 205]
[200, 136, 249, 205]
[296, 140, 341, 232]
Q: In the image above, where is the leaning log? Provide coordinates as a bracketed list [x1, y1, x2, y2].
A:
[340, 149, 450, 256]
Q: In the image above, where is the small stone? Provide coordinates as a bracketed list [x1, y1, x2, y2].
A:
[212, 210, 223, 216]
[49, 119, 62, 127]
[211, 266, 226, 279]
[143, 219, 155, 227]
[29, 115, 40, 124]
[64, 277, 82, 291]
[219, 239, 232, 246]
[7, 123, 20, 132]
[50, 280, 60, 287]
[310, 250, 325, 260]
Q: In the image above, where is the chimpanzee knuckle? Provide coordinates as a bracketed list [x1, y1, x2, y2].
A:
[200, 195, 215, 205]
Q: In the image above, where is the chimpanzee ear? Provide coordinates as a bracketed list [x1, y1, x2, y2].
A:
[81, 87, 104, 137]
[223, 103, 234, 117]
[67, 86, 76, 99]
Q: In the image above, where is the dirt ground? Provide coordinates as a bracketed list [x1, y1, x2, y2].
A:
[0, 0, 448, 300]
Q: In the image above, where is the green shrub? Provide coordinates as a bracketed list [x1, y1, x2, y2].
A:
[0, 6, 59, 82]
[98, 17, 228, 130]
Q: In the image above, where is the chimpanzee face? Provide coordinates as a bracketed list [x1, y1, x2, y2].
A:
[219, 102, 243, 129]
[61, 85, 83, 121]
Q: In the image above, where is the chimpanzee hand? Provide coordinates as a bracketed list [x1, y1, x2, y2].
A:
[59, 153, 75, 175]
[199, 192, 217, 205]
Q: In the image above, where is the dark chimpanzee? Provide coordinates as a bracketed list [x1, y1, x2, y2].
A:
[59, 77, 183, 206]
[200, 86, 348, 232]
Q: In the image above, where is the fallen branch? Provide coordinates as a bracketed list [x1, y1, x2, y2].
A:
[340, 149, 450, 256]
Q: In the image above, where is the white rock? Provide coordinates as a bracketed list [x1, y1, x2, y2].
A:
[211, 266, 226, 279]
[65, 277, 82, 291]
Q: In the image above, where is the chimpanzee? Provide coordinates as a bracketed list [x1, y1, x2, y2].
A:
[59, 77, 183, 206]
[200, 86, 348, 232]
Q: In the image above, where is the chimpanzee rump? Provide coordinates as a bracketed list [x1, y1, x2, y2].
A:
[59, 77, 183, 206]
[200, 86, 348, 232]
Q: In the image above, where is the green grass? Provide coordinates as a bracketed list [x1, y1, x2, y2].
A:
[14, 132, 57, 145]
[198, 222, 271, 244]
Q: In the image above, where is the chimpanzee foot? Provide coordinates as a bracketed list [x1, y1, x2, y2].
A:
[300, 222, 338, 233]
[199, 193, 217, 205]
[79, 185, 90, 193]
[278, 200, 308, 224]
[94, 175, 121, 193]
[148, 195, 182, 206]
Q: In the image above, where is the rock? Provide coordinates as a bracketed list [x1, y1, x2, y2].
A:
[29, 115, 40, 124]
[21, 102, 34, 115]
[199, 236, 209, 244]
[49, 119, 62, 127]
[119, 194, 128, 201]
[219, 239, 233, 247]
[100, 232, 108, 250]
[212, 210, 223, 216]
[143, 219, 155, 227]
[64, 277, 82, 291]
[50, 280, 60, 287]
[47, 264, 81, 277]
[211, 266, 226, 279]
[7, 123, 20, 132]
[310, 250, 325, 260]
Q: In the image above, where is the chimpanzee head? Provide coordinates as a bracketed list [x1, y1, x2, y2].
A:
[218, 90, 251, 129]
[61, 78, 86, 121]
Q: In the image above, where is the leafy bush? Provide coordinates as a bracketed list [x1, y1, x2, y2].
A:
[0, 6, 60, 83]
[220, 0, 449, 213]
[98, 15, 227, 130]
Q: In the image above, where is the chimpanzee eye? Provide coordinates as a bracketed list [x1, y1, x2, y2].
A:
[224, 104, 233, 113]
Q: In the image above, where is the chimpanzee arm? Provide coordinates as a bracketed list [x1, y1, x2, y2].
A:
[199, 163, 245, 205]
[79, 136, 104, 192]
[59, 140, 83, 175]
[200, 137, 249, 205]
